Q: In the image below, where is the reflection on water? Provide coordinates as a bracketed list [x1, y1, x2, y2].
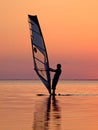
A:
[1, 80, 98, 130]
[33, 95, 61, 130]
[51, 96, 61, 130]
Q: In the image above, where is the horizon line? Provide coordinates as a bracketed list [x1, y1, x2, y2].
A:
[0, 79, 98, 81]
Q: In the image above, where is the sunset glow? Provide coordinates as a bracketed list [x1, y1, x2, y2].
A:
[0, 0, 98, 79]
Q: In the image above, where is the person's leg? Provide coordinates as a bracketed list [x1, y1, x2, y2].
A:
[52, 89, 55, 95]
[52, 79, 57, 95]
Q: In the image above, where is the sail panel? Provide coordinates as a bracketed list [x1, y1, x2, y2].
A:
[28, 15, 51, 94]
[32, 31, 45, 54]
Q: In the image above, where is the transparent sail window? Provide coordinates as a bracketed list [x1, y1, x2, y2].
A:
[35, 58, 47, 80]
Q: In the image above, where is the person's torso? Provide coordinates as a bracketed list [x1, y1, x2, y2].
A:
[54, 69, 62, 79]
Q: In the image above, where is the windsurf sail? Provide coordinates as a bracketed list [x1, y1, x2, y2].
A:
[28, 15, 51, 94]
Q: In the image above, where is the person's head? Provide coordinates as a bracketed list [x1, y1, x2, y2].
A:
[57, 64, 61, 69]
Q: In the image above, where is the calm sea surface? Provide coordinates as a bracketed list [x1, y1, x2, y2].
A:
[0, 80, 98, 130]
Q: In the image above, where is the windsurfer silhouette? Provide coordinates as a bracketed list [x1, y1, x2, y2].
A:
[50, 64, 62, 95]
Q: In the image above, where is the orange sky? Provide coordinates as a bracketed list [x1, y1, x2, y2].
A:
[0, 0, 98, 79]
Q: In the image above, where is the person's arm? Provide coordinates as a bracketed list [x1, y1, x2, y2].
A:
[49, 68, 56, 72]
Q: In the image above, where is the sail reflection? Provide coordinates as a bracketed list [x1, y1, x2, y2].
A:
[51, 95, 61, 130]
[33, 95, 61, 130]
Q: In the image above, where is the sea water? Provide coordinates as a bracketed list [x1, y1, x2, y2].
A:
[0, 80, 98, 130]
